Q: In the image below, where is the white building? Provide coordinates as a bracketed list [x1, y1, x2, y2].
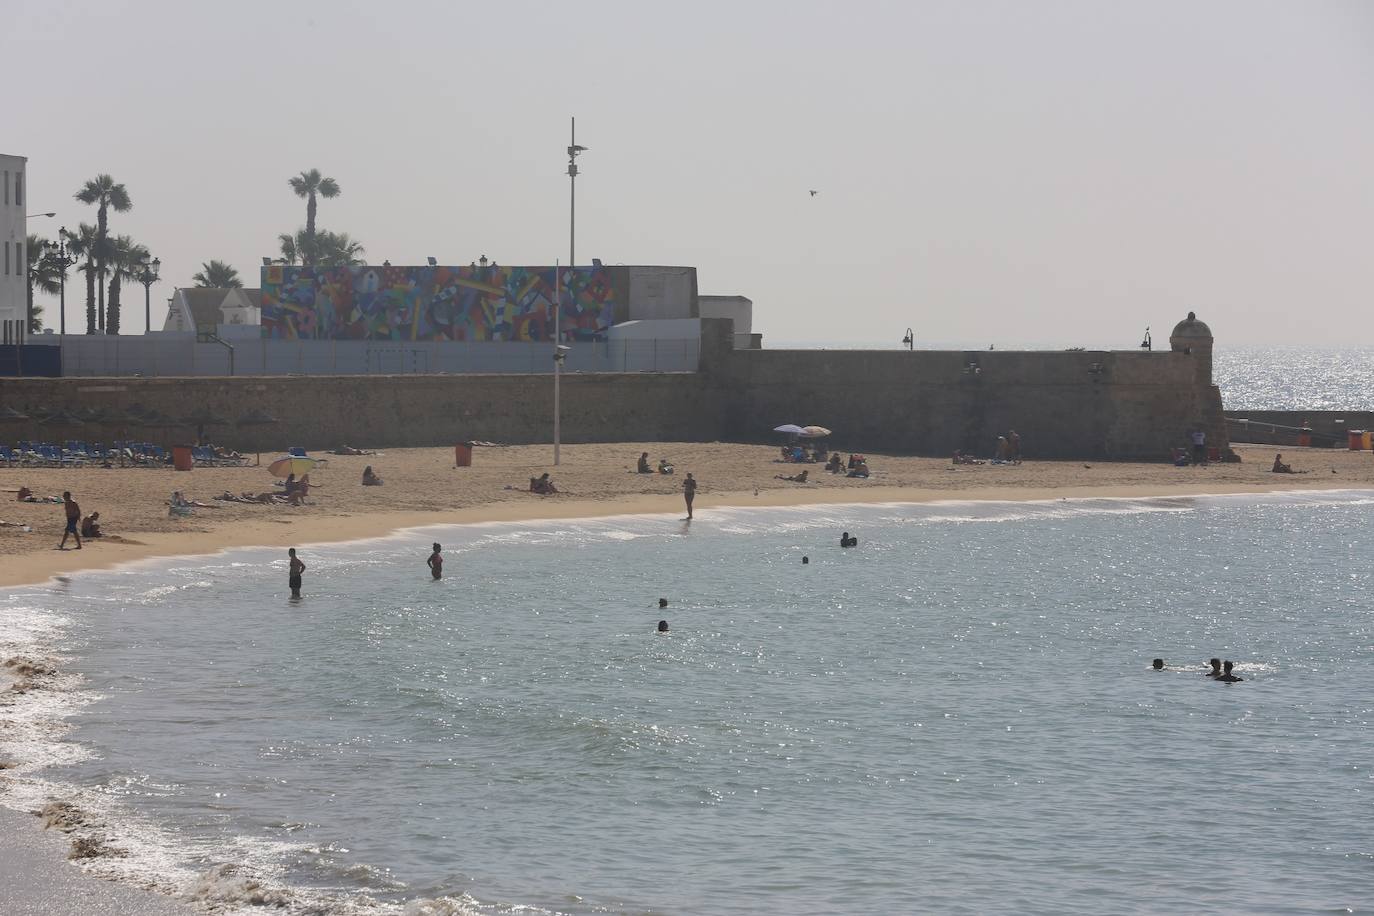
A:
[161, 287, 262, 336]
[0, 153, 27, 344]
[699, 295, 757, 349]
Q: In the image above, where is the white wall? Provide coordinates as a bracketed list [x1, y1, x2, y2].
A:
[627, 266, 696, 320]
[608, 319, 702, 340]
[0, 154, 27, 343]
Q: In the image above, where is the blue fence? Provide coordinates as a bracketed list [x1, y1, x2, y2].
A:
[0, 345, 62, 377]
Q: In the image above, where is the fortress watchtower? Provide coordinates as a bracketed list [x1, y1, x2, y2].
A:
[1169, 311, 1214, 385]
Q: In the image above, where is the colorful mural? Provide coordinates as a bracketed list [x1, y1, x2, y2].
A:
[260, 265, 616, 342]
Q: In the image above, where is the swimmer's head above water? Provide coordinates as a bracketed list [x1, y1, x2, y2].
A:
[1152, 658, 1164, 670]
[657, 620, 669, 632]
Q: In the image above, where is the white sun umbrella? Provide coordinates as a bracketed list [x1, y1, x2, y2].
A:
[774, 424, 806, 435]
[799, 425, 832, 438]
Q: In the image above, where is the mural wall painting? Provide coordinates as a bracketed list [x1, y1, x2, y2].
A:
[260, 265, 616, 342]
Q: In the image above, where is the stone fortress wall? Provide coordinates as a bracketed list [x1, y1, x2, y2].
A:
[0, 315, 1228, 461]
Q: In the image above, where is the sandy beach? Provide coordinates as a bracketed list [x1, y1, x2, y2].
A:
[3, 441, 1371, 589]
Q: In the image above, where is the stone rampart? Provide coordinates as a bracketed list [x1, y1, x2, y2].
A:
[0, 320, 1229, 460]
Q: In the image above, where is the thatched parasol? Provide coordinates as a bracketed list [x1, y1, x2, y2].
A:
[236, 409, 280, 465]
[180, 408, 230, 445]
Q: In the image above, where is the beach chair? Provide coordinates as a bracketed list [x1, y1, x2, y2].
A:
[0, 445, 17, 466]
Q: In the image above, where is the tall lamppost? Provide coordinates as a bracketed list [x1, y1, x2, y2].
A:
[902, 328, 914, 351]
[137, 257, 161, 333]
[43, 230, 78, 336]
[567, 117, 587, 269]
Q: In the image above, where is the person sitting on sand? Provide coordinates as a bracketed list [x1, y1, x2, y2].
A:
[530, 473, 559, 495]
[169, 491, 194, 517]
[362, 465, 383, 486]
[333, 445, 367, 456]
[847, 460, 870, 479]
[80, 512, 103, 538]
[658, 458, 674, 475]
[774, 470, 809, 483]
[1272, 453, 1293, 474]
[826, 454, 844, 473]
[637, 452, 653, 474]
[16, 486, 33, 501]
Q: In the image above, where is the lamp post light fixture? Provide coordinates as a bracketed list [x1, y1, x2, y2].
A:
[43, 229, 79, 336]
[902, 328, 914, 351]
[567, 117, 587, 269]
[137, 257, 161, 333]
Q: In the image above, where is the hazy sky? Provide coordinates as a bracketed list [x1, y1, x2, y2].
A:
[7, 0, 1373, 346]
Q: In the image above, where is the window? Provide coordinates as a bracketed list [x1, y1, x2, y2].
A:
[2, 170, 7, 205]
[14, 171, 21, 207]
[17, 241, 23, 276]
[3, 239, 8, 274]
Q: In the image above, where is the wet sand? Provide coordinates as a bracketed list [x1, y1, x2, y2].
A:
[3, 442, 1371, 588]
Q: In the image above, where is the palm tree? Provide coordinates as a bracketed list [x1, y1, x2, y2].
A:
[192, 260, 242, 288]
[63, 223, 102, 334]
[314, 230, 366, 267]
[288, 168, 340, 265]
[104, 236, 151, 335]
[278, 231, 302, 266]
[25, 234, 62, 333]
[74, 174, 133, 330]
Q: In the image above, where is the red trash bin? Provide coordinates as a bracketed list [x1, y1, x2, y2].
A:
[454, 442, 473, 467]
[172, 445, 194, 471]
[1349, 430, 1365, 451]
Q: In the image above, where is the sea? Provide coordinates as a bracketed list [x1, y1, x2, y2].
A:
[3, 492, 1373, 916]
[2, 346, 1373, 915]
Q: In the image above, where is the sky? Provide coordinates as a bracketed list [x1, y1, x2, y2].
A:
[6, 0, 1373, 346]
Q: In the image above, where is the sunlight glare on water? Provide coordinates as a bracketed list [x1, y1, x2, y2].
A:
[5, 493, 1374, 915]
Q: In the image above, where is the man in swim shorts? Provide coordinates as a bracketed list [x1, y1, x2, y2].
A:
[428, 543, 443, 580]
[59, 491, 82, 550]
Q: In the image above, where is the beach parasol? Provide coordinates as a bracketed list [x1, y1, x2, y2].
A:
[180, 408, 230, 445]
[236, 409, 280, 465]
[39, 408, 85, 426]
[268, 455, 319, 479]
[799, 425, 832, 438]
[773, 424, 805, 436]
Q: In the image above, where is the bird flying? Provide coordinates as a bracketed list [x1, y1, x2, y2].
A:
[809, 190, 819, 197]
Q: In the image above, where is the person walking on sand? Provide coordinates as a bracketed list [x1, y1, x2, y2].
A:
[683, 473, 697, 519]
[58, 491, 82, 550]
[288, 547, 305, 598]
[427, 543, 443, 580]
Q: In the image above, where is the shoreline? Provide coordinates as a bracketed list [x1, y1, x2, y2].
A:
[3, 478, 1367, 589]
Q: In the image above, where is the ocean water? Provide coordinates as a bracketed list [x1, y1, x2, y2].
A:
[3, 493, 1374, 915]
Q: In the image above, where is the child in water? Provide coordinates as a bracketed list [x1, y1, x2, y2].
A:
[427, 543, 443, 580]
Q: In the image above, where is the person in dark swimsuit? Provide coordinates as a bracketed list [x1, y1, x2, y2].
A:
[288, 547, 305, 598]
[59, 491, 82, 550]
[683, 473, 697, 519]
[1205, 658, 1222, 678]
[657, 620, 669, 633]
[427, 543, 443, 579]
[1216, 660, 1244, 683]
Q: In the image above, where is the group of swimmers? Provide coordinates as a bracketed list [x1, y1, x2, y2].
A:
[1152, 657, 1245, 683]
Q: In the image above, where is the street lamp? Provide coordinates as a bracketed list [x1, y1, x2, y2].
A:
[553, 260, 568, 466]
[902, 328, 914, 351]
[137, 257, 161, 333]
[43, 230, 78, 336]
[567, 117, 587, 268]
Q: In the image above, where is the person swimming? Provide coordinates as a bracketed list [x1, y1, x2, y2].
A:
[840, 532, 858, 548]
[657, 620, 669, 633]
[659, 598, 668, 608]
[802, 556, 809, 564]
[1205, 658, 1222, 678]
[1216, 660, 1244, 683]
[1152, 658, 1165, 670]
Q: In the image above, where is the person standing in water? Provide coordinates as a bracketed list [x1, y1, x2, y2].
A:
[683, 473, 697, 519]
[288, 548, 305, 598]
[427, 543, 443, 580]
